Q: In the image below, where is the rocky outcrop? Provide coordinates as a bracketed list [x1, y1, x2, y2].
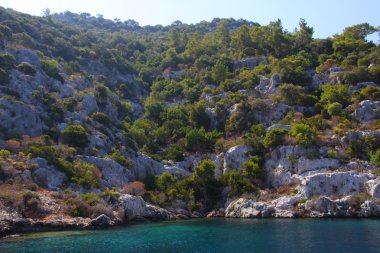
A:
[304, 196, 354, 217]
[255, 75, 281, 95]
[297, 172, 374, 198]
[0, 97, 45, 136]
[359, 201, 380, 217]
[77, 156, 134, 187]
[119, 194, 174, 221]
[365, 178, 380, 198]
[81, 94, 99, 115]
[128, 152, 165, 181]
[90, 214, 114, 227]
[225, 198, 275, 218]
[223, 145, 253, 173]
[352, 100, 380, 121]
[265, 145, 339, 188]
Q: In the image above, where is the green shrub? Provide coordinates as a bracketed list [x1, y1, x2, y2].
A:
[90, 112, 111, 126]
[242, 156, 265, 180]
[370, 149, 380, 166]
[290, 123, 317, 146]
[41, 59, 64, 83]
[0, 53, 15, 70]
[107, 148, 133, 168]
[222, 170, 256, 197]
[327, 102, 343, 116]
[165, 144, 185, 161]
[263, 128, 288, 149]
[185, 127, 222, 152]
[0, 68, 9, 84]
[62, 125, 89, 148]
[71, 160, 101, 189]
[0, 149, 11, 159]
[156, 171, 176, 191]
[17, 62, 36, 76]
[327, 150, 338, 159]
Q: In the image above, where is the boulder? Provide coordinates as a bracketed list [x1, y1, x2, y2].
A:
[359, 201, 380, 217]
[297, 172, 374, 198]
[365, 178, 380, 198]
[0, 97, 45, 136]
[223, 145, 253, 173]
[119, 194, 174, 221]
[305, 196, 353, 217]
[81, 94, 99, 115]
[266, 124, 290, 132]
[59, 84, 74, 98]
[90, 214, 114, 227]
[77, 156, 134, 187]
[225, 198, 275, 218]
[129, 152, 165, 181]
[294, 157, 339, 174]
[32, 167, 66, 190]
[352, 100, 380, 121]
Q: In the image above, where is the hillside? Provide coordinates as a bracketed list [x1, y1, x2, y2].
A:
[0, 7, 380, 235]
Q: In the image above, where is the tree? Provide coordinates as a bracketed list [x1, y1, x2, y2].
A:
[212, 61, 228, 84]
[242, 156, 265, 180]
[290, 123, 317, 146]
[327, 102, 343, 116]
[62, 125, 89, 148]
[156, 172, 176, 191]
[263, 128, 288, 149]
[216, 20, 231, 46]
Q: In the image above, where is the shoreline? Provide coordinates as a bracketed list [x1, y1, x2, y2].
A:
[3, 215, 380, 240]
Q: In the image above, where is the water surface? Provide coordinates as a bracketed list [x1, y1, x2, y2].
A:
[1, 219, 379, 253]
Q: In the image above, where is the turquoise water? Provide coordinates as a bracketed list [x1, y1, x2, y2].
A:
[1, 219, 380, 253]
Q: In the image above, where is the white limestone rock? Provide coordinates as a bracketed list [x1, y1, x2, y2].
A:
[352, 100, 380, 121]
[365, 178, 380, 198]
[223, 145, 253, 174]
[297, 172, 374, 198]
[77, 156, 135, 187]
[225, 198, 275, 218]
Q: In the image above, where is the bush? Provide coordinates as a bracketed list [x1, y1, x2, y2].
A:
[0, 149, 11, 159]
[107, 148, 133, 168]
[41, 59, 64, 83]
[0, 68, 9, 84]
[165, 144, 185, 161]
[242, 156, 265, 180]
[185, 128, 222, 152]
[0, 53, 16, 70]
[156, 172, 176, 191]
[222, 170, 256, 197]
[263, 128, 288, 149]
[17, 62, 36, 76]
[327, 150, 339, 159]
[327, 102, 343, 116]
[62, 125, 89, 148]
[72, 160, 101, 189]
[370, 149, 380, 166]
[290, 123, 317, 146]
[90, 112, 111, 126]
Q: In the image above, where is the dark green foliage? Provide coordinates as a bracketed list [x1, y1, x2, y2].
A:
[242, 156, 265, 180]
[222, 170, 256, 197]
[17, 62, 36, 76]
[360, 85, 380, 101]
[0, 53, 16, 70]
[90, 112, 111, 126]
[156, 172, 176, 191]
[370, 149, 380, 166]
[62, 125, 89, 148]
[0, 68, 9, 84]
[185, 128, 222, 152]
[165, 144, 185, 162]
[263, 128, 288, 149]
[327, 102, 343, 116]
[290, 123, 317, 146]
[41, 59, 64, 83]
[107, 148, 133, 168]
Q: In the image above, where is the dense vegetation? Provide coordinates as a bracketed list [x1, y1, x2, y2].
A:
[0, 6, 379, 213]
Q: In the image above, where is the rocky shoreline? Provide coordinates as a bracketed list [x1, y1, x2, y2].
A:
[2, 192, 380, 239]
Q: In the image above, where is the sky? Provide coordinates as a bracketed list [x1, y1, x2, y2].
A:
[0, 0, 379, 39]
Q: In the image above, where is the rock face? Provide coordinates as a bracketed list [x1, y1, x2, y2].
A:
[360, 201, 380, 217]
[119, 194, 174, 221]
[297, 172, 373, 198]
[129, 152, 165, 181]
[90, 214, 114, 227]
[265, 145, 339, 188]
[255, 75, 281, 95]
[353, 100, 380, 121]
[365, 178, 380, 198]
[0, 97, 45, 136]
[81, 94, 99, 115]
[225, 198, 275, 218]
[304, 196, 353, 217]
[31, 158, 67, 190]
[223, 145, 253, 173]
[77, 156, 134, 187]
[266, 124, 290, 132]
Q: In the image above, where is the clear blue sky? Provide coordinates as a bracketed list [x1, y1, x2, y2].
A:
[1, 0, 379, 38]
